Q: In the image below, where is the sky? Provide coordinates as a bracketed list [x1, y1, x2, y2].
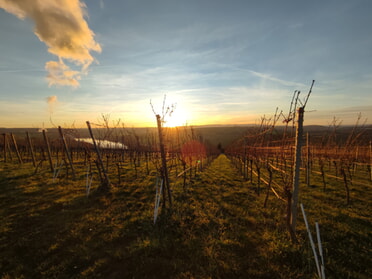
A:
[0, 0, 371, 128]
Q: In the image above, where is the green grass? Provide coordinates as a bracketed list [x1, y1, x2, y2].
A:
[0, 155, 371, 278]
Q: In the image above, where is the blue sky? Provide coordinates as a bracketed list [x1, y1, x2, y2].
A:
[0, 0, 371, 128]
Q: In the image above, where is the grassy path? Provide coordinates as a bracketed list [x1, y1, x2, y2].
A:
[160, 153, 304, 279]
[170, 154, 267, 278]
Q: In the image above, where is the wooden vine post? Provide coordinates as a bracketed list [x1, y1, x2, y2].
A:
[42, 129, 54, 173]
[26, 131, 36, 167]
[86, 121, 111, 192]
[243, 137, 248, 180]
[3, 134, 7, 162]
[10, 133, 23, 164]
[291, 80, 314, 236]
[291, 107, 304, 233]
[370, 141, 372, 182]
[306, 133, 311, 187]
[6, 134, 13, 161]
[58, 126, 76, 179]
[156, 114, 172, 208]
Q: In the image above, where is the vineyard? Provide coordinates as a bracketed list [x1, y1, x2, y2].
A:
[0, 109, 371, 278]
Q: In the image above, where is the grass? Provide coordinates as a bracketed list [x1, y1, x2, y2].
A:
[0, 154, 371, 278]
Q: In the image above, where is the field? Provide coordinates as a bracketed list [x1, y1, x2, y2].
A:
[0, 125, 371, 278]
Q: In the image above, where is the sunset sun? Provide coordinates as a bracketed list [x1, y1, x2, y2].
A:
[164, 107, 190, 127]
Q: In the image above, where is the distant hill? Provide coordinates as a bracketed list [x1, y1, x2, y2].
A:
[1, 124, 370, 149]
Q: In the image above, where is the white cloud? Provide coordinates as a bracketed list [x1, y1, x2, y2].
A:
[0, 0, 101, 87]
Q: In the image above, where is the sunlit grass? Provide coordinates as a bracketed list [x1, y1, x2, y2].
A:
[0, 154, 370, 278]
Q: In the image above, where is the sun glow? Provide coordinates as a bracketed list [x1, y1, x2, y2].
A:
[164, 107, 190, 127]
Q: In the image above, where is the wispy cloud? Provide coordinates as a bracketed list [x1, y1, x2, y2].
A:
[0, 68, 44, 73]
[46, 95, 58, 114]
[45, 60, 80, 88]
[249, 70, 306, 87]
